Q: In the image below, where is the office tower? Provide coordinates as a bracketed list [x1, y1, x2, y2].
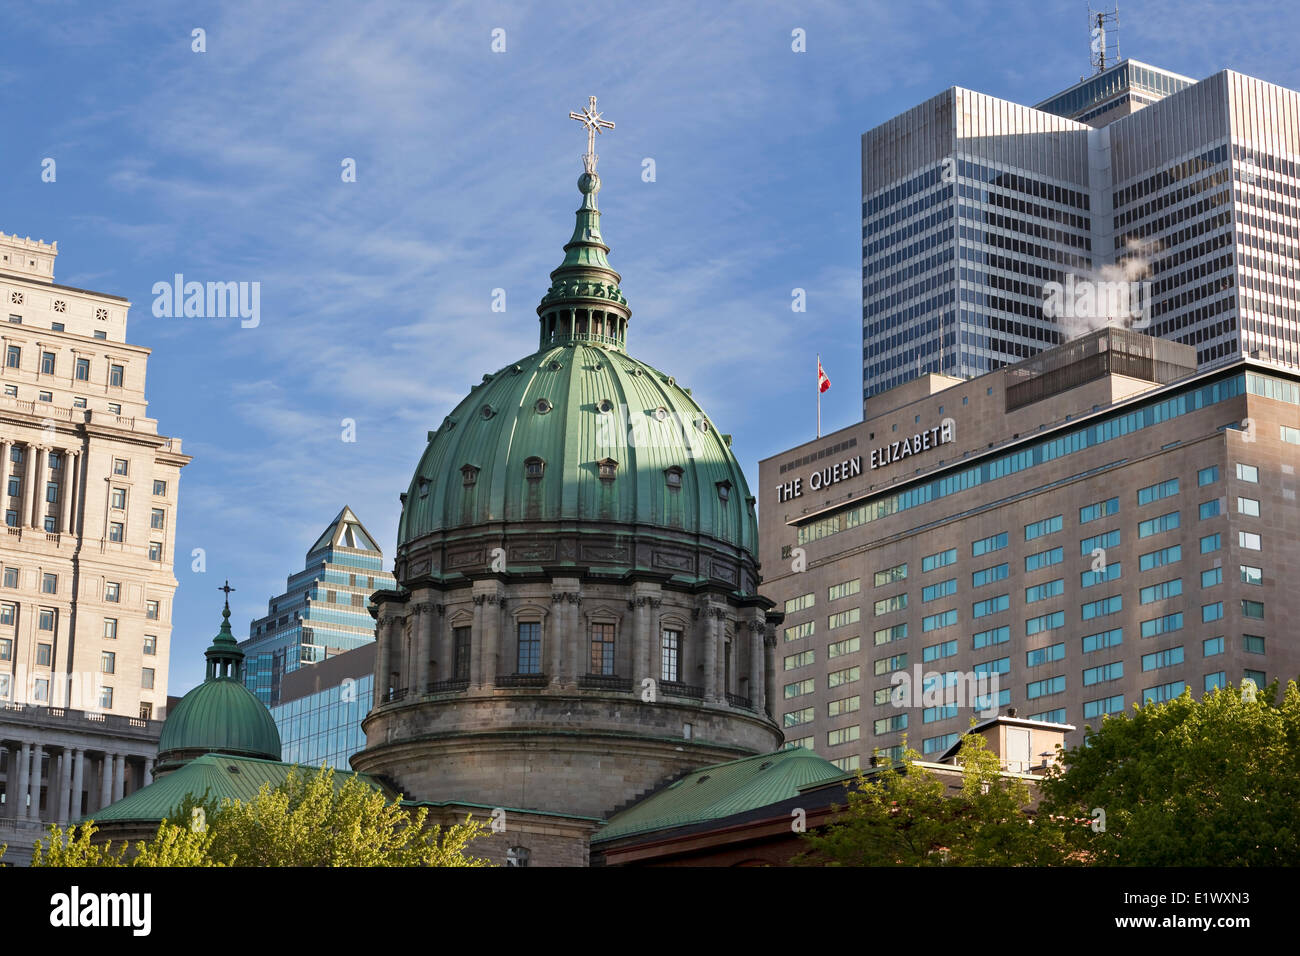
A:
[863, 59, 1300, 407]
[270, 641, 374, 768]
[0, 228, 190, 861]
[239, 506, 394, 705]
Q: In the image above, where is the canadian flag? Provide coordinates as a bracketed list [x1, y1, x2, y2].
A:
[817, 359, 831, 393]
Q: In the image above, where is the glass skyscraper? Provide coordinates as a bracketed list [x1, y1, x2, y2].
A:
[269, 643, 374, 769]
[862, 59, 1300, 406]
[239, 506, 394, 705]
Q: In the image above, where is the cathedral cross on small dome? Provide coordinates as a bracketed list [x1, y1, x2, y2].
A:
[218, 579, 236, 609]
[569, 95, 614, 174]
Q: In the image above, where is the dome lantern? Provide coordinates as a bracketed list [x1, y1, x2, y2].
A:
[537, 96, 630, 352]
[204, 580, 245, 681]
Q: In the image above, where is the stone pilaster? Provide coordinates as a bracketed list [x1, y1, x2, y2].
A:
[15, 742, 30, 820]
[0, 442, 9, 514]
[375, 613, 394, 701]
[31, 445, 46, 528]
[471, 594, 486, 689]
[59, 449, 74, 534]
[415, 600, 435, 695]
[550, 579, 581, 686]
[112, 753, 125, 802]
[702, 605, 720, 702]
[484, 593, 504, 686]
[21, 443, 37, 530]
[748, 618, 765, 711]
[71, 749, 85, 820]
[28, 744, 44, 820]
[629, 583, 662, 691]
[57, 747, 73, 823]
[764, 632, 778, 720]
[98, 753, 112, 810]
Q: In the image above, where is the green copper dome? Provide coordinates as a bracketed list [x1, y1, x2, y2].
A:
[397, 167, 757, 560]
[156, 596, 282, 772]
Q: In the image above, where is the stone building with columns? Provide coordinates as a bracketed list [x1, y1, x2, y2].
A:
[0, 704, 161, 864]
[0, 230, 189, 718]
[0, 229, 188, 863]
[350, 102, 784, 865]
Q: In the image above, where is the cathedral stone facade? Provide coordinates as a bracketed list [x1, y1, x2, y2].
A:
[352, 102, 783, 861]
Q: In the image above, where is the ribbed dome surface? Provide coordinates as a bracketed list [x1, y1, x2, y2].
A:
[397, 342, 757, 555]
[157, 678, 282, 765]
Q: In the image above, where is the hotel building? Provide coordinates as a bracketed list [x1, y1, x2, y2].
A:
[760, 329, 1300, 769]
[0, 229, 190, 862]
[863, 59, 1300, 403]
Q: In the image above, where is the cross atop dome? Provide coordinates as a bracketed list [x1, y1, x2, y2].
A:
[569, 95, 614, 174]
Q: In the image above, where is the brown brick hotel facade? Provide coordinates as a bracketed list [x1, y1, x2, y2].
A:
[760, 329, 1300, 770]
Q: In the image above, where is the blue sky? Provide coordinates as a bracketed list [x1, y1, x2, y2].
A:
[3, 0, 1295, 695]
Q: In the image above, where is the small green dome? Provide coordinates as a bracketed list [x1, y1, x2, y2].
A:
[156, 594, 282, 772]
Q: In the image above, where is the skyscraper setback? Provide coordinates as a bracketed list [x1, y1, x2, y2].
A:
[862, 58, 1300, 406]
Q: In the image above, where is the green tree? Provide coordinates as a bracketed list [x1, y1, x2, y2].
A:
[795, 733, 1071, 866]
[194, 765, 489, 867]
[1039, 680, 1300, 865]
[32, 765, 490, 867]
[30, 821, 129, 867]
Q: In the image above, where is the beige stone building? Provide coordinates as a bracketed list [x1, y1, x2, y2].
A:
[0, 229, 189, 863]
[760, 329, 1300, 768]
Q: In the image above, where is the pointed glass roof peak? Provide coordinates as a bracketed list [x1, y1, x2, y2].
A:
[308, 505, 381, 555]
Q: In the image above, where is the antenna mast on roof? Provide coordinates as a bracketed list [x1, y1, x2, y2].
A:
[1088, 4, 1120, 74]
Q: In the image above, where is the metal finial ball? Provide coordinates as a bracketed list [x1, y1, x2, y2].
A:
[578, 172, 600, 194]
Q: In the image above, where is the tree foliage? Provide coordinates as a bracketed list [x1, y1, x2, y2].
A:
[32, 765, 490, 867]
[795, 733, 1071, 866]
[1039, 680, 1300, 866]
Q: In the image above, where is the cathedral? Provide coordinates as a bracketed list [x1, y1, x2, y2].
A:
[349, 98, 787, 864]
[80, 99, 827, 868]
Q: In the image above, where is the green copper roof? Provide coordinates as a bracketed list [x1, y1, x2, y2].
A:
[398, 342, 757, 554]
[84, 754, 387, 825]
[156, 598, 282, 769]
[592, 748, 847, 844]
[398, 165, 757, 557]
[157, 680, 282, 765]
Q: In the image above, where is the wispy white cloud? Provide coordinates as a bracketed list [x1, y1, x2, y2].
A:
[10, 0, 1297, 693]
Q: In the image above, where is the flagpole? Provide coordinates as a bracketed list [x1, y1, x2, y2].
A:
[817, 353, 822, 439]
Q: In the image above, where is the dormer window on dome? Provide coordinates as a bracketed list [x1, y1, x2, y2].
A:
[525, 457, 545, 480]
[598, 398, 614, 413]
[653, 406, 669, 421]
[598, 457, 618, 481]
[716, 480, 732, 502]
[536, 398, 553, 415]
[665, 465, 684, 489]
[481, 405, 496, 420]
[461, 464, 480, 487]
[418, 478, 431, 498]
